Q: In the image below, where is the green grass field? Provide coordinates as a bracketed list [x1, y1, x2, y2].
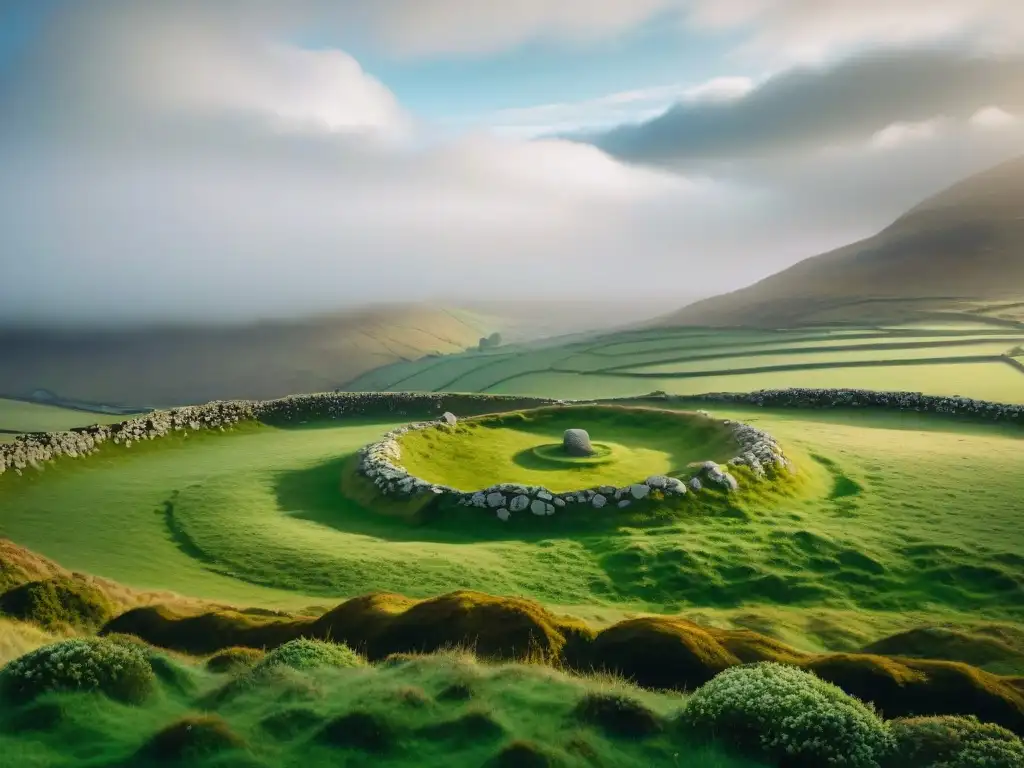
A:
[0, 398, 127, 437]
[342, 324, 1024, 403]
[2, 400, 1022, 655]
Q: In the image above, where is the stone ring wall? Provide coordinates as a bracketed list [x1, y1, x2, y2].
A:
[356, 409, 793, 521]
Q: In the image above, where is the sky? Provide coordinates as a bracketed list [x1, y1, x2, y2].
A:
[0, 0, 1021, 326]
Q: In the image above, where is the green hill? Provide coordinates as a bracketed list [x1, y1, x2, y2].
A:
[661, 155, 1024, 328]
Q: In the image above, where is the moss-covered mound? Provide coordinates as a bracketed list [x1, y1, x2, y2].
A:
[0, 578, 114, 631]
[252, 638, 364, 674]
[206, 647, 266, 674]
[137, 714, 247, 761]
[98, 589, 1024, 734]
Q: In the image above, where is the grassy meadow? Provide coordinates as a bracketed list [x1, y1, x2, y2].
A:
[0, 398, 128, 438]
[2, 320, 1024, 766]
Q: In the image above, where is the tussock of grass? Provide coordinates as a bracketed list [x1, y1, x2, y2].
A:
[573, 692, 664, 738]
[319, 710, 397, 753]
[206, 647, 266, 674]
[137, 714, 247, 761]
[488, 739, 561, 767]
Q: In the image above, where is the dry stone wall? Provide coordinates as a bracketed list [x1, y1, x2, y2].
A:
[357, 411, 792, 522]
[676, 388, 1024, 422]
[0, 392, 560, 478]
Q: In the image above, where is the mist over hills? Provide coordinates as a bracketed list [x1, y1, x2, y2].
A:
[661, 155, 1024, 328]
[0, 298, 689, 408]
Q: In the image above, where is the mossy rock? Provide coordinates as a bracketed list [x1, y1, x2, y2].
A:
[0, 578, 113, 630]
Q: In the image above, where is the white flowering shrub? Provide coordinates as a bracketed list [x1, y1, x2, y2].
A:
[679, 662, 894, 768]
[253, 638, 364, 675]
[0, 638, 156, 703]
[887, 716, 1024, 768]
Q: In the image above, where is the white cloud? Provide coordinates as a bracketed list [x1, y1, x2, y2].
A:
[459, 76, 758, 140]
[970, 106, 1019, 129]
[869, 118, 944, 150]
[686, 0, 1024, 64]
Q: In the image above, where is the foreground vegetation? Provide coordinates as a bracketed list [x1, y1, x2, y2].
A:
[1, 622, 1022, 768]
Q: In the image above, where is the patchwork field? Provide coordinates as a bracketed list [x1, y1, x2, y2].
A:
[343, 323, 1024, 404]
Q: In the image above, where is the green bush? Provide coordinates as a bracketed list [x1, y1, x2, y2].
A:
[887, 715, 1024, 767]
[679, 662, 893, 768]
[0, 638, 155, 703]
[253, 638, 364, 675]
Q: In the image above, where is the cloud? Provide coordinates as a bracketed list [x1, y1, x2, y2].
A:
[587, 47, 1024, 163]
[457, 76, 757, 139]
[2, 2, 1022, 329]
[686, 0, 1024, 63]
[0, 2, 716, 326]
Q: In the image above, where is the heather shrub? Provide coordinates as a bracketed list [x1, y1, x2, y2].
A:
[252, 638, 364, 675]
[679, 662, 893, 767]
[0, 637, 155, 703]
[887, 715, 1024, 768]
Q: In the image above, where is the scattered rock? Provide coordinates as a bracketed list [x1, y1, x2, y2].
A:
[496, 509, 510, 522]
[486, 493, 506, 509]
[592, 494, 607, 509]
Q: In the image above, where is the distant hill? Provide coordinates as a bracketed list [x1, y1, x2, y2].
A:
[0, 305, 495, 408]
[660, 155, 1024, 328]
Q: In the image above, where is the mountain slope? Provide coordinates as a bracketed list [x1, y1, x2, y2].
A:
[0, 305, 494, 407]
[662, 155, 1024, 327]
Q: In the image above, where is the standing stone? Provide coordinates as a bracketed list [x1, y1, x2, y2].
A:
[563, 429, 595, 457]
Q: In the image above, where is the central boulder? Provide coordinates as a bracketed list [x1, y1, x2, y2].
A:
[562, 428, 595, 457]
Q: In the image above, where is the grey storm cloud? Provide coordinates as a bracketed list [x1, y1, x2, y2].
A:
[588, 47, 1024, 163]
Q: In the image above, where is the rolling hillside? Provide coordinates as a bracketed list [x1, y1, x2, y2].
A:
[661, 155, 1024, 327]
[0, 305, 495, 408]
